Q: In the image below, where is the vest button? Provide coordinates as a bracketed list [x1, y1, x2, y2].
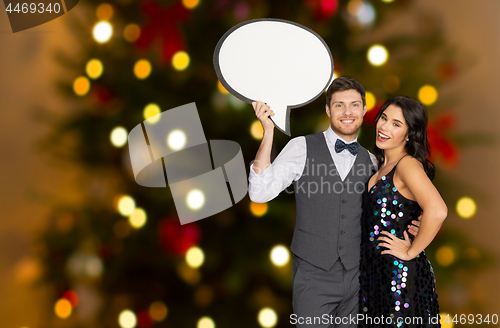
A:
[341, 215, 346, 219]
[340, 230, 345, 234]
[342, 199, 347, 204]
[338, 246, 343, 250]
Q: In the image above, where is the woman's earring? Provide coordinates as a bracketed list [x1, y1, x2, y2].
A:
[406, 138, 409, 141]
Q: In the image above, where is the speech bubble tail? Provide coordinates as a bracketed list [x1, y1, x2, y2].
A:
[267, 103, 291, 137]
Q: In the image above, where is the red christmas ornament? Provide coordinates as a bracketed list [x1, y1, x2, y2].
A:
[427, 112, 459, 166]
[92, 85, 114, 105]
[314, 0, 339, 20]
[135, 0, 191, 63]
[137, 310, 154, 328]
[158, 218, 200, 256]
[363, 102, 383, 125]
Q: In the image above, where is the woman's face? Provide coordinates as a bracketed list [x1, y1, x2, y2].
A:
[376, 104, 409, 150]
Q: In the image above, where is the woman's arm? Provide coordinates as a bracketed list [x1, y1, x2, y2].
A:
[377, 156, 447, 260]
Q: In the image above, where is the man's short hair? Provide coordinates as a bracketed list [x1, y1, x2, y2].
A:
[326, 76, 366, 108]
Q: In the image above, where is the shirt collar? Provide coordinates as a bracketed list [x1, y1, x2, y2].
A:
[325, 125, 358, 146]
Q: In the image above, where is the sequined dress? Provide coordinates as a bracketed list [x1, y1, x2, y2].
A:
[359, 159, 440, 328]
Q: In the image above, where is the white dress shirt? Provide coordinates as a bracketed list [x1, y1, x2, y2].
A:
[248, 126, 378, 203]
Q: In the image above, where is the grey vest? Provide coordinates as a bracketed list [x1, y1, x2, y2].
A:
[291, 132, 375, 270]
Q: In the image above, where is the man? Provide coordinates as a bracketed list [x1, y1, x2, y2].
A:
[248, 77, 420, 327]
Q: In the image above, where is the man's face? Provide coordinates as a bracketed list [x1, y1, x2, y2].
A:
[325, 89, 367, 141]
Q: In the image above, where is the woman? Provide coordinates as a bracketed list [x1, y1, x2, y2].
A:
[359, 96, 447, 327]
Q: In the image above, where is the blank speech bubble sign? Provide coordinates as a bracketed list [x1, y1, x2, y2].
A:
[214, 18, 334, 136]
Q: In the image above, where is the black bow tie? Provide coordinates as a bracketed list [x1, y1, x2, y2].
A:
[335, 139, 360, 156]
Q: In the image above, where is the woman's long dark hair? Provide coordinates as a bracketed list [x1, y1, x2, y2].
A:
[374, 96, 435, 180]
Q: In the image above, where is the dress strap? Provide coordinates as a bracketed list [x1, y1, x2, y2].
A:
[395, 154, 409, 167]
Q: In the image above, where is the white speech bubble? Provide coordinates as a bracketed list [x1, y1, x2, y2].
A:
[214, 18, 334, 136]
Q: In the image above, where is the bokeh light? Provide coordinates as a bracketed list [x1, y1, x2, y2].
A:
[367, 44, 388, 66]
[250, 120, 264, 140]
[436, 246, 455, 267]
[63, 290, 79, 307]
[117, 195, 136, 216]
[96, 3, 113, 21]
[250, 201, 268, 216]
[440, 313, 454, 328]
[86, 59, 104, 79]
[182, 0, 200, 9]
[93, 21, 113, 43]
[186, 246, 204, 268]
[172, 51, 190, 71]
[73, 76, 90, 96]
[217, 80, 229, 94]
[270, 245, 290, 267]
[187, 189, 205, 210]
[381, 0, 395, 2]
[143, 103, 161, 123]
[149, 301, 168, 322]
[118, 310, 137, 328]
[258, 307, 277, 328]
[110, 126, 128, 147]
[365, 91, 376, 110]
[456, 197, 476, 219]
[418, 85, 438, 106]
[54, 299, 72, 319]
[134, 59, 152, 79]
[197, 316, 215, 328]
[124, 23, 141, 42]
[129, 208, 147, 228]
[167, 129, 187, 150]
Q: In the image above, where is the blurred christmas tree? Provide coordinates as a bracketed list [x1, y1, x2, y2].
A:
[35, 0, 493, 327]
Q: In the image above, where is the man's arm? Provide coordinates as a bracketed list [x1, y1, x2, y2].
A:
[248, 101, 305, 203]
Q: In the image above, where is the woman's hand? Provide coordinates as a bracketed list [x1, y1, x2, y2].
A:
[407, 213, 422, 237]
[377, 230, 413, 261]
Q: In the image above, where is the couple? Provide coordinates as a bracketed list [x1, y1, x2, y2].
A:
[248, 77, 447, 327]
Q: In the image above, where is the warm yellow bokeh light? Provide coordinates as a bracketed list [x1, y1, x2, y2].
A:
[96, 3, 113, 21]
[270, 245, 290, 267]
[86, 59, 104, 79]
[347, 0, 363, 15]
[124, 23, 141, 42]
[440, 313, 454, 328]
[186, 189, 205, 210]
[367, 44, 389, 66]
[456, 197, 476, 219]
[118, 310, 137, 328]
[129, 208, 147, 229]
[381, 0, 395, 2]
[365, 91, 376, 111]
[117, 195, 136, 216]
[54, 299, 72, 319]
[167, 129, 187, 150]
[197, 316, 215, 328]
[172, 51, 190, 71]
[217, 80, 229, 94]
[186, 246, 205, 269]
[93, 21, 113, 43]
[73, 76, 90, 96]
[250, 120, 264, 140]
[134, 59, 152, 79]
[143, 103, 161, 123]
[183, 0, 200, 9]
[149, 301, 168, 322]
[250, 201, 268, 217]
[258, 307, 278, 328]
[110, 126, 128, 147]
[418, 85, 438, 106]
[436, 246, 455, 267]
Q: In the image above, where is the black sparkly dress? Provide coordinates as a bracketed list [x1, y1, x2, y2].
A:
[359, 158, 440, 328]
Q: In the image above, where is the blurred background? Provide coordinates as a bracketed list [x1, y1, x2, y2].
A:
[0, 0, 499, 327]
